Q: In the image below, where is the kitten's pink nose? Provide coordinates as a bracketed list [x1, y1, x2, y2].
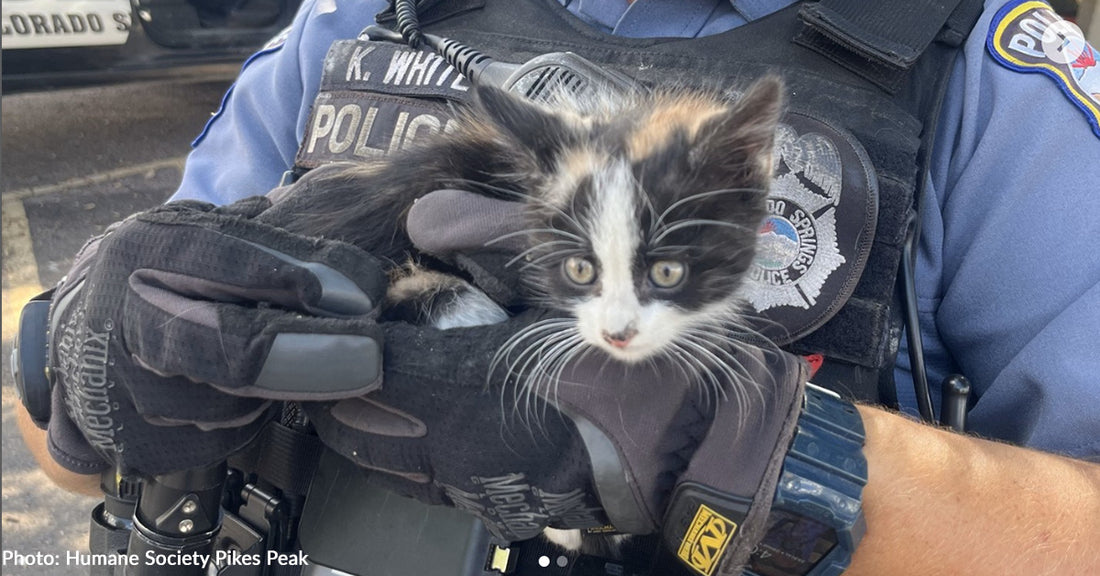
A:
[602, 328, 638, 348]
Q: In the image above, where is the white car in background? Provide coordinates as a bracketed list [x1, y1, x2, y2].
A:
[2, 0, 302, 92]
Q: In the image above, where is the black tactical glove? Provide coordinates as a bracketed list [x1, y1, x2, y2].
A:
[308, 309, 805, 565]
[46, 196, 388, 476]
[309, 189, 810, 576]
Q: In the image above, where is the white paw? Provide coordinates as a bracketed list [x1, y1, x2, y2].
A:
[542, 528, 583, 552]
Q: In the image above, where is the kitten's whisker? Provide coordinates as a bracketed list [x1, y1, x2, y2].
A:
[539, 338, 587, 429]
[525, 337, 585, 433]
[652, 219, 759, 245]
[650, 187, 766, 234]
[506, 333, 561, 427]
[506, 241, 581, 267]
[677, 338, 735, 404]
[490, 319, 576, 384]
[485, 227, 585, 246]
[680, 350, 721, 414]
[724, 312, 793, 345]
[684, 323, 775, 379]
[664, 343, 716, 414]
[629, 171, 660, 238]
[660, 348, 701, 399]
[501, 327, 581, 430]
[455, 178, 588, 236]
[666, 338, 726, 411]
[646, 245, 706, 257]
[519, 248, 589, 270]
[523, 332, 582, 385]
[681, 331, 769, 424]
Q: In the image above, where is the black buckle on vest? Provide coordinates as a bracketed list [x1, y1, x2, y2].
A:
[795, 0, 984, 92]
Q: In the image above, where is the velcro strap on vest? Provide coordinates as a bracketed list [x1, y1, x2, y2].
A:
[795, 0, 983, 91]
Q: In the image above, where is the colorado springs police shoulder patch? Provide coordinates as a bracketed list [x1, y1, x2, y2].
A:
[988, 0, 1100, 138]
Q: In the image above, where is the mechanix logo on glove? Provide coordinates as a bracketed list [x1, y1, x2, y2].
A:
[440, 473, 605, 541]
[677, 504, 738, 576]
[43, 198, 388, 476]
[53, 290, 121, 457]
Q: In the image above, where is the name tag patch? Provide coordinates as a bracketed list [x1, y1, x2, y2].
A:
[988, 0, 1100, 138]
[322, 39, 471, 99]
[295, 39, 475, 170]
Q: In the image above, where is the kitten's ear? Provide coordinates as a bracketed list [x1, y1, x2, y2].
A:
[472, 86, 579, 172]
[692, 75, 785, 183]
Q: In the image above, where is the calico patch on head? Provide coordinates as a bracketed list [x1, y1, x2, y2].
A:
[475, 77, 785, 363]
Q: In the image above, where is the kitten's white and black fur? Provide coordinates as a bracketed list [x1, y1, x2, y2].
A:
[279, 77, 784, 555]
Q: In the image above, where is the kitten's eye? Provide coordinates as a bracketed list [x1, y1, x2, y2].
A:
[649, 260, 686, 288]
[563, 256, 597, 285]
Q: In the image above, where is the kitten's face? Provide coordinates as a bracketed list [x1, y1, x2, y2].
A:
[530, 150, 768, 363]
[476, 79, 783, 362]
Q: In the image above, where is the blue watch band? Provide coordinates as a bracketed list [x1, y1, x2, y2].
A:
[745, 384, 867, 576]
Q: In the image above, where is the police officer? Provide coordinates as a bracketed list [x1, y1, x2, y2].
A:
[16, 0, 1100, 575]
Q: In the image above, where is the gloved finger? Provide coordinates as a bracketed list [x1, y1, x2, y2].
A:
[540, 354, 708, 535]
[406, 190, 538, 307]
[124, 201, 388, 317]
[163, 196, 274, 219]
[307, 310, 555, 477]
[122, 282, 384, 401]
[406, 189, 528, 257]
[51, 357, 274, 476]
[375, 308, 548, 395]
[679, 347, 807, 497]
[318, 397, 435, 481]
[663, 348, 809, 576]
[209, 195, 272, 218]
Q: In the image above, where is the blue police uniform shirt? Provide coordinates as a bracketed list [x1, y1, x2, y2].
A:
[173, 0, 1100, 460]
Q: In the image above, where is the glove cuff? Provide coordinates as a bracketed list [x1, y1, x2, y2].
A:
[663, 384, 867, 576]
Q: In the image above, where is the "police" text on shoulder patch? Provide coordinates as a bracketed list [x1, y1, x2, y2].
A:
[988, 0, 1100, 138]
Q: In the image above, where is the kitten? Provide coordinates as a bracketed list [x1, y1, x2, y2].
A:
[274, 77, 784, 554]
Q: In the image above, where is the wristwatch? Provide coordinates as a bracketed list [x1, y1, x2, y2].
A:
[668, 384, 867, 576]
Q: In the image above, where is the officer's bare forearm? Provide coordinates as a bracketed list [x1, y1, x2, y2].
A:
[847, 406, 1100, 576]
[15, 403, 102, 497]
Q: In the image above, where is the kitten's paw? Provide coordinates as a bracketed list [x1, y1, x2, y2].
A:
[385, 262, 507, 329]
[542, 528, 633, 558]
[542, 528, 584, 552]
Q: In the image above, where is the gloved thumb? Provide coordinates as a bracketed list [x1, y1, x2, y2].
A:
[406, 189, 532, 307]
[406, 189, 528, 257]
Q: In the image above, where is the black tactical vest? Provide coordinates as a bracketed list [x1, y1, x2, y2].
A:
[293, 0, 983, 404]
